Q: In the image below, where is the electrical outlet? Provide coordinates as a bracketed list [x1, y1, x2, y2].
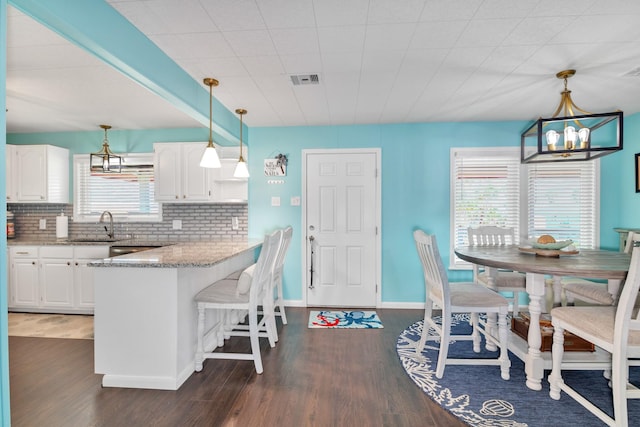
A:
[232, 217, 239, 230]
[39, 219, 47, 230]
[172, 219, 182, 230]
[271, 196, 281, 207]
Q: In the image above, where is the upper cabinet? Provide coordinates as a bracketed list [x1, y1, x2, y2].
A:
[153, 143, 248, 203]
[154, 142, 211, 202]
[6, 145, 70, 204]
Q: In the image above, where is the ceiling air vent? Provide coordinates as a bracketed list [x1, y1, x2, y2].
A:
[290, 74, 320, 86]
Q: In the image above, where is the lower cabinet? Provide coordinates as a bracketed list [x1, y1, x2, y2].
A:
[9, 245, 109, 314]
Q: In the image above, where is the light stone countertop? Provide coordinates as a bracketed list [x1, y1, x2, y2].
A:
[89, 239, 262, 268]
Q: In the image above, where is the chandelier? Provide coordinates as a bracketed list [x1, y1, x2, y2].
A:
[521, 69, 623, 163]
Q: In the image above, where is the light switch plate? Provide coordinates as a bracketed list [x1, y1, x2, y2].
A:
[291, 196, 301, 206]
[172, 219, 182, 230]
[232, 216, 239, 230]
[271, 196, 281, 207]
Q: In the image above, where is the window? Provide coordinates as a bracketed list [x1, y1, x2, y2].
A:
[450, 147, 599, 268]
[74, 153, 161, 222]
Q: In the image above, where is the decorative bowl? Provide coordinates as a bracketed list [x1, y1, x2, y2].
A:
[529, 239, 574, 250]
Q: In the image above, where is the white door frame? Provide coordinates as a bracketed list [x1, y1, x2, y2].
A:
[301, 148, 382, 307]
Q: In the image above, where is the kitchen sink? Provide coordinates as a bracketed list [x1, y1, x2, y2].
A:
[109, 245, 163, 257]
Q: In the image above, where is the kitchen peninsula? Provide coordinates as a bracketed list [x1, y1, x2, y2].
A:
[90, 240, 262, 390]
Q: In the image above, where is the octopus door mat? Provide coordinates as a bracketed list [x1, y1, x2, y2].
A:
[308, 310, 383, 329]
[397, 314, 640, 427]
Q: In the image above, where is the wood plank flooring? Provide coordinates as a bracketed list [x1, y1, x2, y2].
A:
[9, 308, 465, 427]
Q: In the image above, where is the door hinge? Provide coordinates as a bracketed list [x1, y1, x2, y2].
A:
[375, 226, 378, 235]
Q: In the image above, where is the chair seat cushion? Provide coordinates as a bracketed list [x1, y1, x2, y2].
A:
[550, 306, 640, 348]
[195, 279, 250, 304]
[478, 271, 525, 289]
[236, 264, 256, 294]
[450, 283, 509, 308]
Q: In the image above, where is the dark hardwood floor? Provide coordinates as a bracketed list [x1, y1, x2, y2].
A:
[9, 308, 465, 427]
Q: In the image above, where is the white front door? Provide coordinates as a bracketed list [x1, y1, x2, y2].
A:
[304, 149, 380, 307]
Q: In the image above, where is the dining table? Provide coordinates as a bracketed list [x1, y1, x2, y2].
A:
[454, 245, 630, 391]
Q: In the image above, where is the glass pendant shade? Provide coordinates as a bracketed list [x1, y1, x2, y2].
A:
[200, 77, 221, 169]
[233, 108, 249, 178]
[234, 159, 249, 178]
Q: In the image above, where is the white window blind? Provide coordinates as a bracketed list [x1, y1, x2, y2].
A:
[73, 153, 161, 222]
[450, 148, 599, 268]
[526, 162, 598, 248]
[450, 148, 521, 267]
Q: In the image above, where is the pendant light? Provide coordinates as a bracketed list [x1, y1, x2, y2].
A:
[199, 78, 221, 168]
[233, 108, 249, 178]
[521, 69, 622, 164]
[90, 124, 122, 173]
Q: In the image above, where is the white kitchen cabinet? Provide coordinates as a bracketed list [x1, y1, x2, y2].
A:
[209, 146, 248, 203]
[153, 142, 210, 202]
[9, 246, 39, 308]
[8, 245, 108, 313]
[7, 144, 69, 203]
[40, 246, 74, 309]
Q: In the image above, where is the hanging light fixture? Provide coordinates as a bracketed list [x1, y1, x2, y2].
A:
[521, 69, 623, 163]
[199, 77, 222, 168]
[233, 108, 249, 178]
[90, 124, 123, 173]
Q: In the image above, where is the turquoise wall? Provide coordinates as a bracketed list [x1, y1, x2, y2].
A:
[249, 116, 640, 304]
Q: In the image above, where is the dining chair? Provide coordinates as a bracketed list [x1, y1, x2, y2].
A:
[467, 226, 526, 317]
[414, 229, 511, 380]
[548, 245, 640, 427]
[554, 231, 639, 306]
[272, 226, 293, 325]
[194, 229, 283, 374]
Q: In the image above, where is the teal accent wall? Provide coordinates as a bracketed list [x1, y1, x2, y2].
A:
[248, 116, 639, 304]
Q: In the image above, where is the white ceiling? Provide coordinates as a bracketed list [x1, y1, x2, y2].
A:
[6, 0, 640, 133]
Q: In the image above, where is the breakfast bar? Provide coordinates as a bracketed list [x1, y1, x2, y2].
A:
[90, 240, 262, 390]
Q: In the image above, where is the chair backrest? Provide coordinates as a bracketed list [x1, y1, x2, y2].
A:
[614, 246, 640, 354]
[249, 229, 283, 303]
[468, 226, 516, 246]
[623, 231, 640, 254]
[414, 230, 449, 310]
[273, 226, 293, 283]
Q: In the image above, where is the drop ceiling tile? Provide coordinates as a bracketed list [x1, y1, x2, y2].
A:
[321, 52, 362, 73]
[225, 30, 277, 56]
[239, 55, 285, 76]
[194, 56, 249, 78]
[257, 0, 316, 29]
[410, 21, 468, 49]
[150, 32, 236, 59]
[472, 0, 538, 19]
[361, 51, 405, 73]
[107, 1, 171, 35]
[279, 53, 323, 74]
[367, 0, 427, 24]
[270, 28, 320, 55]
[502, 16, 567, 46]
[313, 0, 369, 27]
[419, 0, 483, 21]
[456, 18, 520, 47]
[146, 0, 218, 33]
[200, 0, 266, 31]
[364, 23, 416, 51]
[317, 26, 366, 53]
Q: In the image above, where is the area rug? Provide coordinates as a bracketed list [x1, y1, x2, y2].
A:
[308, 310, 383, 328]
[8, 313, 94, 339]
[397, 314, 640, 427]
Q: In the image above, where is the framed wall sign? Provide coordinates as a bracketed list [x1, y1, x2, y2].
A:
[264, 158, 286, 176]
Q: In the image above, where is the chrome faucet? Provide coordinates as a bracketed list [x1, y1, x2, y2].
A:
[99, 211, 114, 240]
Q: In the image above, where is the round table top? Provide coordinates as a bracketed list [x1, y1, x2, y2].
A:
[454, 245, 630, 280]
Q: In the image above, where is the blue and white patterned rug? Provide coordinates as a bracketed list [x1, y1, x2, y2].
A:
[397, 314, 640, 427]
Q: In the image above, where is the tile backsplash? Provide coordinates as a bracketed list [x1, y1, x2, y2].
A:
[8, 203, 248, 241]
